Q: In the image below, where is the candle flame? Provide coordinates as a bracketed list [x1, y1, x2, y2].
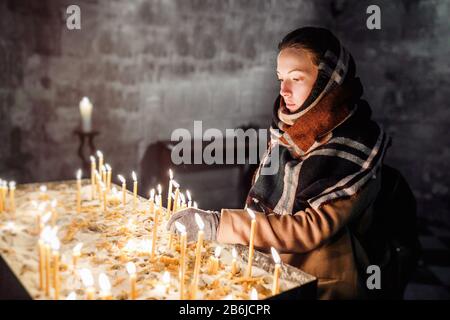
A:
[162, 271, 171, 285]
[41, 226, 52, 242]
[98, 273, 111, 292]
[101, 165, 106, 173]
[172, 180, 180, 188]
[73, 242, 83, 255]
[194, 213, 204, 230]
[51, 199, 57, 208]
[117, 174, 125, 184]
[149, 188, 155, 200]
[132, 171, 137, 182]
[126, 262, 136, 275]
[50, 236, 60, 251]
[250, 288, 258, 300]
[9, 181, 16, 189]
[179, 193, 185, 203]
[193, 201, 198, 209]
[186, 190, 191, 201]
[105, 164, 111, 171]
[76, 169, 82, 180]
[157, 184, 162, 195]
[90, 155, 95, 162]
[232, 247, 237, 259]
[174, 221, 186, 234]
[247, 208, 256, 220]
[66, 291, 77, 300]
[40, 185, 47, 193]
[169, 169, 173, 180]
[271, 247, 281, 264]
[79, 268, 94, 287]
[96, 150, 103, 158]
[214, 246, 222, 258]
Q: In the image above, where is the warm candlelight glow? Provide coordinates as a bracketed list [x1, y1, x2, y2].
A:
[66, 291, 77, 300]
[169, 169, 173, 180]
[245, 208, 257, 278]
[118, 174, 126, 206]
[195, 213, 205, 230]
[251, 288, 258, 300]
[126, 262, 137, 300]
[271, 246, 281, 264]
[79, 268, 95, 300]
[271, 247, 281, 296]
[105, 164, 112, 192]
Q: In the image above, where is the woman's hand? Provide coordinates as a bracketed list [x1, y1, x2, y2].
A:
[166, 208, 221, 242]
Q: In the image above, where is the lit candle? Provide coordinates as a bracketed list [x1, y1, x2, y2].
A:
[98, 273, 112, 300]
[180, 193, 186, 209]
[175, 221, 187, 299]
[1, 180, 8, 212]
[79, 268, 95, 300]
[50, 200, 57, 227]
[132, 171, 138, 210]
[101, 165, 107, 185]
[251, 288, 258, 300]
[126, 262, 137, 300]
[72, 242, 83, 271]
[167, 169, 173, 216]
[51, 236, 61, 300]
[157, 184, 162, 209]
[172, 181, 180, 213]
[8, 181, 15, 216]
[90, 156, 96, 199]
[151, 202, 160, 260]
[41, 227, 52, 297]
[245, 209, 257, 278]
[96, 150, 104, 175]
[186, 190, 192, 208]
[105, 164, 112, 192]
[76, 169, 82, 213]
[208, 246, 221, 275]
[95, 171, 102, 198]
[79, 97, 93, 133]
[39, 185, 48, 200]
[191, 213, 204, 300]
[117, 174, 126, 206]
[271, 247, 281, 296]
[231, 247, 239, 276]
[100, 182, 107, 213]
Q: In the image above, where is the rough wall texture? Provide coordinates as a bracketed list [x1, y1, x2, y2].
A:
[0, 0, 449, 222]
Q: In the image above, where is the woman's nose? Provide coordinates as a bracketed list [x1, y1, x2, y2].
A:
[280, 82, 291, 98]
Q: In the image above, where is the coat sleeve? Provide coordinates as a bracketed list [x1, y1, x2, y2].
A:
[216, 176, 381, 254]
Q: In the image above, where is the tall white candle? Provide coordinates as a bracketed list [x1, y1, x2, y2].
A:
[79, 97, 93, 133]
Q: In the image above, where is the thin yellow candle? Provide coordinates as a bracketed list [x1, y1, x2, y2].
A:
[0, 180, 7, 212]
[101, 165, 107, 185]
[245, 208, 257, 278]
[39, 185, 48, 201]
[175, 221, 186, 299]
[231, 247, 239, 275]
[117, 174, 126, 206]
[76, 169, 82, 213]
[172, 181, 180, 213]
[100, 182, 107, 213]
[90, 156, 96, 199]
[126, 262, 137, 300]
[191, 213, 204, 300]
[96, 150, 104, 176]
[132, 171, 138, 210]
[8, 181, 16, 216]
[51, 236, 60, 300]
[72, 242, 83, 271]
[0, 180, 4, 212]
[79, 268, 95, 300]
[41, 227, 52, 297]
[151, 202, 160, 260]
[208, 246, 221, 275]
[95, 171, 102, 198]
[271, 247, 281, 296]
[105, 164, 112, 192]
[98, 273, 113, 300]
[167, 169, 173, 216]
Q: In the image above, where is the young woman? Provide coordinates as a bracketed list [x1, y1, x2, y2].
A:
[167, 26, 390, 299]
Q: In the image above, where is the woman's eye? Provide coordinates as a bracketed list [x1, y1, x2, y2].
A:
[277, 79, 283, 82]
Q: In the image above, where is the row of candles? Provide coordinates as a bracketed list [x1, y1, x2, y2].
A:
[4, 149, 284, 300]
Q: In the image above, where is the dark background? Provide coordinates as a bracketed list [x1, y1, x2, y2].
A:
[0, 0, 448, 222]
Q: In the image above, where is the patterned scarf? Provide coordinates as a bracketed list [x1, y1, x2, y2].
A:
[246, 39, 390, 215]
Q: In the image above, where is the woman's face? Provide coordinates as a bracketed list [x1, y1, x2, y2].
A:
[277, 47, 319, 112]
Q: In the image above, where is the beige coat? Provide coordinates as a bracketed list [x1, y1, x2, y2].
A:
[217, 172, 381, 299]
